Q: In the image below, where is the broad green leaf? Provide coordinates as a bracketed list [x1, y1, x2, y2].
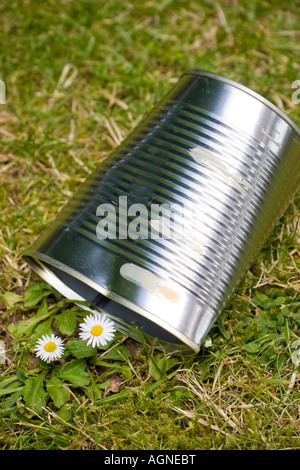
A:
[244, 341, 261, 353]
[2, 291, 23, 308]
[65, 339, 96, 359]
[101, 344, 129, 361]
[46, 375, 70, 408]
[0, 375, 20, 389]
[0, 375, 23, 397]
[0, 386, 24, 397]
[25, 282, 53, 308]
[8, 301, 53, 338]
[252, 294, 286, 309]
[16, 370, 30, 383]
[1, 390, 23, 410]
[36, 298, 49, 317]
[30, 317, 53, 342]
[95, 360, 132, 380]
[56, 404, 72, 422]
[59, 359, 90, 386]
[253, 293, 269, 302]
[55, 310, 77, 335]
[22, 372, 47, 412]
[261, 296, 285, 309]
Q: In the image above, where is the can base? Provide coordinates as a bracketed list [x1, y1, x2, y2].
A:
[24, 254, 199, 355]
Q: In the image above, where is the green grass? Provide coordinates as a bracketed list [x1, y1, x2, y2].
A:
[1, 0, 300, 450]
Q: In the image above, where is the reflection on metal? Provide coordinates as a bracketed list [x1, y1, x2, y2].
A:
[120, 263, 181, 303]
[188, 146, 251, 192]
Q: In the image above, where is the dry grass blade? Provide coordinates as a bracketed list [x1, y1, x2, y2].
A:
[177, 371, 240, 431]
[171, 405, 226, 435]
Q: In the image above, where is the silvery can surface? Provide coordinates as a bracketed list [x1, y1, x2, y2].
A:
[23, 70, 300, 354]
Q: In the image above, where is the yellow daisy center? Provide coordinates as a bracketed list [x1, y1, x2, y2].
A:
[91, 325, 103, 336]
[44, 341, 57, 353]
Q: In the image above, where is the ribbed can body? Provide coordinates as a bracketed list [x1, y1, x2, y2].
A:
[24, 70, 300, 353]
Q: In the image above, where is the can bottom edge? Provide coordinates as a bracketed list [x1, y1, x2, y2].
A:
[23, 252, 200, 355]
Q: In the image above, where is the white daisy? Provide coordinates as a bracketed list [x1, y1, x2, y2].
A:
[79, 312, 116, 348]
[34, 333, 65, 362]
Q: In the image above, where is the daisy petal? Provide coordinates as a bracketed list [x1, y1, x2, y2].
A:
[34, 333, 65, 363]
[79, 312, 116, 348]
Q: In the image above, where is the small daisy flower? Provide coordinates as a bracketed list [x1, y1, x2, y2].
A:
[34, 333, 65, 363]
[79, 312, 116, 348]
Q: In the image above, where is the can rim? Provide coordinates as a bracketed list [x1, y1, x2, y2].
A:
[182, 69, 300, 138]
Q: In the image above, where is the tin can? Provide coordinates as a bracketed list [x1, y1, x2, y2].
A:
[23, 70, 300, 354]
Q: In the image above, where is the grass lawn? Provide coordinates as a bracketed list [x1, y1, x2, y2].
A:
[0, 0, 300, 450]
